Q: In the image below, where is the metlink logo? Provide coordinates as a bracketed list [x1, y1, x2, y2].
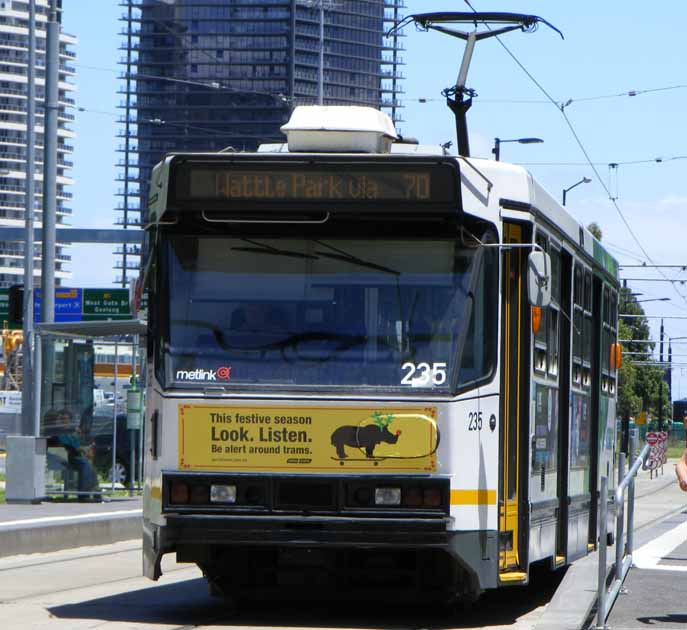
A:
[176, 366, 231, 382]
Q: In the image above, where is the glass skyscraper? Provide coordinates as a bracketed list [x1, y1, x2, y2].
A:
[116, 0, 404, 286]
[0, 0, 75, 288]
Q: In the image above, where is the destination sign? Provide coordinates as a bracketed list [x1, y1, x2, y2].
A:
[169, 159, 460, 207]
[191, 169, 433, 201]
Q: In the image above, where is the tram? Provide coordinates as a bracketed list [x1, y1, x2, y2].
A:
[141, 105, 619, 602]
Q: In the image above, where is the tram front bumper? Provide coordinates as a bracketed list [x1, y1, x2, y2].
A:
[143, 514, 498, 594]
[163, 512, 450, 546]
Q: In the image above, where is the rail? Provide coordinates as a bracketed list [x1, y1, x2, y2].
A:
[595, 435, 650, 629]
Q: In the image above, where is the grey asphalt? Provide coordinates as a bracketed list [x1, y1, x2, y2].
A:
[0, 542, 561, 630]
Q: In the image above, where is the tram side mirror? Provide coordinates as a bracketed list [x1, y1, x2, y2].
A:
[527, 251, 552, 307]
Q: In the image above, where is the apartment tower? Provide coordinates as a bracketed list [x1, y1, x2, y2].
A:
[116, 0, 404, 286]
[0, 0, 75, 287]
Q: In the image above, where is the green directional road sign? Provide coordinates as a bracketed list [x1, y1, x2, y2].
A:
[0, 287, 132, 324]
[0, 288, 15, 329]
[82, 288, 130, 320]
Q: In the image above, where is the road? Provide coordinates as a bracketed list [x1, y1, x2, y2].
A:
[0, 540, 562, 630]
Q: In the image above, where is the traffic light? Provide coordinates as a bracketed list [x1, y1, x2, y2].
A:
[7, 284, 23, 325]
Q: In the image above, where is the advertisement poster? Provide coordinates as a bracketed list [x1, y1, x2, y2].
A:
[178, 404, 438, 473]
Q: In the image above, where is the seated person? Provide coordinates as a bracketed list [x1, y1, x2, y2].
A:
[46, 409, 99, 500]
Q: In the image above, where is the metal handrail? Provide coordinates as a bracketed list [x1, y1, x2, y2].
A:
[596, 436, 650, 629]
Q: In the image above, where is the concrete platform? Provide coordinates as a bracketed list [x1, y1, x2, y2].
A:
[535, 458, 686, 630]
[607, 506, 687, 629]
[0, 496, 142, 559]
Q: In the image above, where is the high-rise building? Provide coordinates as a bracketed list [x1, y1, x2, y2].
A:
[0, 0, 75, 288]
[116, 0, 404, 286]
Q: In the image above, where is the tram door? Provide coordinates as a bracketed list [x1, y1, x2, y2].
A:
[499, 223, 529, 576]
[556, 250, 573, 562]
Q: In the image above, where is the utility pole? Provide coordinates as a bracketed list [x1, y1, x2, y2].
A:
[318, 1, 324, 105]
[658, 318, 664, 431]
[20, 0, 36, 436]
[38, 0, 59, 423]
[668, 339, 673, 407]
[121, 0, 133, 288]
[41, 0, 59, 324]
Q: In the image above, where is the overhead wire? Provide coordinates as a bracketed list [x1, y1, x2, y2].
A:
[517, 156, 687, 167]
[408, 83, 687, 106]
[462, 0, 687, 308]
[76, 106, 258, 138]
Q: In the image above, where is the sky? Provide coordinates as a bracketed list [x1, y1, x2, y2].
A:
[62, 0, 687, 399]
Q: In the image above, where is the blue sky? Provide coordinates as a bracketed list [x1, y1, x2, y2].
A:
[62, 0, 687, 399]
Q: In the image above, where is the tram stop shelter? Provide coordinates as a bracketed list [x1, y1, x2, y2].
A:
[34, 319, 146, 501]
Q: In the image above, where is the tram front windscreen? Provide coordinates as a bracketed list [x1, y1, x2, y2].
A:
[158, 235, 497, 394]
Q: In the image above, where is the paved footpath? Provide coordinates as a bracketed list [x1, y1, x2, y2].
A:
[604, 460, 687, 630]
[0, 495, 141, 558]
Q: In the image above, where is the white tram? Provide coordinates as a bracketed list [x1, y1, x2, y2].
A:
[142, 106, 619, 601]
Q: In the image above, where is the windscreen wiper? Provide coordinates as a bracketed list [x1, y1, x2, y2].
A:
[314, 240, 400, 275]
[232, 238, 318, 260]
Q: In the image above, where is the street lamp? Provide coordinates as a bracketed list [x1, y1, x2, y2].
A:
[562, 177, 591, 206]
[492, 137, 543, 161]
[299, 0, 340, 105]
[635, 298, 670, 304]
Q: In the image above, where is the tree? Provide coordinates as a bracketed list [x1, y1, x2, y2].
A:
[617, 286, 671, 424]
[587, 222, 603, 241]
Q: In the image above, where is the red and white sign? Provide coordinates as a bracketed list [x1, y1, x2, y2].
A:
[643, 431, 668, 470]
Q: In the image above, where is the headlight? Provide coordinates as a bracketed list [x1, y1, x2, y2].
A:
[374, 487, 401, 506]
[210, 484, 237, 504]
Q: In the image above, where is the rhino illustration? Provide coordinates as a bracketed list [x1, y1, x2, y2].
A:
[330, 423, 401, 459]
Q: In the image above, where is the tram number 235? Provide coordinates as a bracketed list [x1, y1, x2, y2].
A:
[400, 362, 447, 386]
[468, 411, 483, 431]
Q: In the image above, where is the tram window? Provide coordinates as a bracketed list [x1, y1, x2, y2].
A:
[534, 317, 547, 374]
[583, 314, 592, 368]
[584, 271, 592, 312]
[602, 287, 611, 375]
[574, 265, 583, 306]
[534, 231, 549, 375]
[550, 246, 561, 306]
[610, 290, 618, 377]
[547, 247, 560, 377]
[547, 309, 559, 376]
[582, 271, 593, 377]
[159, 235, 498, 393]
[572, 264, 583, 384]
[531, 384, 559, 500]
[569, 392, 591, 495]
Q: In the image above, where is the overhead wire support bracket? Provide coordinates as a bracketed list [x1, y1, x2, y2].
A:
[388, 12, 563, 157]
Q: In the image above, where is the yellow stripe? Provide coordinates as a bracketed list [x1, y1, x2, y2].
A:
[451, 489, 497, 505]
[150, 485, 162, 500]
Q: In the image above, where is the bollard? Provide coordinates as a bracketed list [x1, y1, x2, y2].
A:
[627, 433, 637, 556]
[615, 451, 626, 580]
[597, 475, 608, 630]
